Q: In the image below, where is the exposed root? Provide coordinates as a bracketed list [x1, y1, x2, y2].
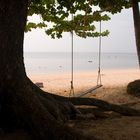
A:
[77, 107, 121, 119]
[38, 94, 80, 123]
[37, 91, 140, 116]
[28, 78, 81, 121]
[4, 78, 97, 140]
[21, 78, 140, 140]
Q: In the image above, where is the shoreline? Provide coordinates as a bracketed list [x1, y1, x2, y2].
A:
[27, 68, 140, 96]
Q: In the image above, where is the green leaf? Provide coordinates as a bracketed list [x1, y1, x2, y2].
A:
[27, 0, 131, 38]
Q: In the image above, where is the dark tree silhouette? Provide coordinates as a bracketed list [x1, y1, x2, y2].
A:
[0, 0, 140, 140]
[0, 1, 88, 139]
[132, 0, 140, 66]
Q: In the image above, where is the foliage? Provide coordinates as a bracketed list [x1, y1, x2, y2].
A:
[26, 0, 131, 38]
[25, 22, 47, 32]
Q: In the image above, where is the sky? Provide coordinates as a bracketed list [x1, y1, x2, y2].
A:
[24, 8, 137, 53]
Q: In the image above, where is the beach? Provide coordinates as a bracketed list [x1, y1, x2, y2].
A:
[28, 68, 140, 97]
[1, 68, 140, 140]
[27, 68, 140, 107]
[28, 68, 140, 140]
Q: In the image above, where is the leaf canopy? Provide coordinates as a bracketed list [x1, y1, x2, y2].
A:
[26, 0, 131, 38]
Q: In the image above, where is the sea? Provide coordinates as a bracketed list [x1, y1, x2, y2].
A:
[24, 52, 139, 75]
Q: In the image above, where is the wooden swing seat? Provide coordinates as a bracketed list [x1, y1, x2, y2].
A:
[76, 84, 103, 97]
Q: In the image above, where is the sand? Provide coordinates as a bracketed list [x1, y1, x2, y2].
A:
[28, 68, 140, 97]
[27, 68, 140, 140]
[1, 68, 140, 140]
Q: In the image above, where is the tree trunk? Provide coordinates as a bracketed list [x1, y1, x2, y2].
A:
[0, 0, 29, 130]
[0, 1, 140, 140]
[0, 1, 95, 140]
[132, 0, 140, 66]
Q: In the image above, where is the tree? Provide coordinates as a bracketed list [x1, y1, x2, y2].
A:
[27, 0, 130, 38]
[132, 0, 140, 66]
[0, 0, 140, 140]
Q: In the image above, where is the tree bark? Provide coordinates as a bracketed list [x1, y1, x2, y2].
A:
[132, 0, 140, 66]
[0, 1, 140, 140]
[0, 0, 29, 130]
[40, 92, 140, 116]
[0, 1, 98, 140]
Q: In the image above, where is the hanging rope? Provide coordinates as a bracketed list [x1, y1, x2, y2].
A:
[97, 20, 102, 86]
[76, 20, 103, 97]
[69, 16, 103, 97]
[69, 14, 75, 97]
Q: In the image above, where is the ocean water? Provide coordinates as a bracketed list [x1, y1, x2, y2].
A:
[24, 52, 139, 74]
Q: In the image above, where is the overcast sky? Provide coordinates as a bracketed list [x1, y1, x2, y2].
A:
[24, 8, 137, 53]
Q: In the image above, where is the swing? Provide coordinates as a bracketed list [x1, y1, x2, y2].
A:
[69, 14, 75, 97]
[69, 20, 103, 97]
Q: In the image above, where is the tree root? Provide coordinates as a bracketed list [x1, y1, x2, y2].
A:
[30, 75, 140, 117]
[28, 78, 81, 121]
[19, 78, 140, 140]
[77, 107, 121, 119]
[0, 78, 99, 140]
[38, 91, 140, 116]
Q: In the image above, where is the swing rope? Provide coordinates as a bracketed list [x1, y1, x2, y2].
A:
[69, 14, 75, 97]
[97, 20, 102, 86]
[76, 20, 103, 97]
[69, 17, 103, 97]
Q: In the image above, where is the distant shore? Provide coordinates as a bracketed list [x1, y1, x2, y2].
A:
[28, 68, 140, 96]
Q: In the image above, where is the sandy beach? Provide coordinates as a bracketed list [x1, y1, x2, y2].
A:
[27, 68, 140, 108]
[27, 68, 140, 140]
[1, 68, 140, 140]
[28, 68, 140, 96]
